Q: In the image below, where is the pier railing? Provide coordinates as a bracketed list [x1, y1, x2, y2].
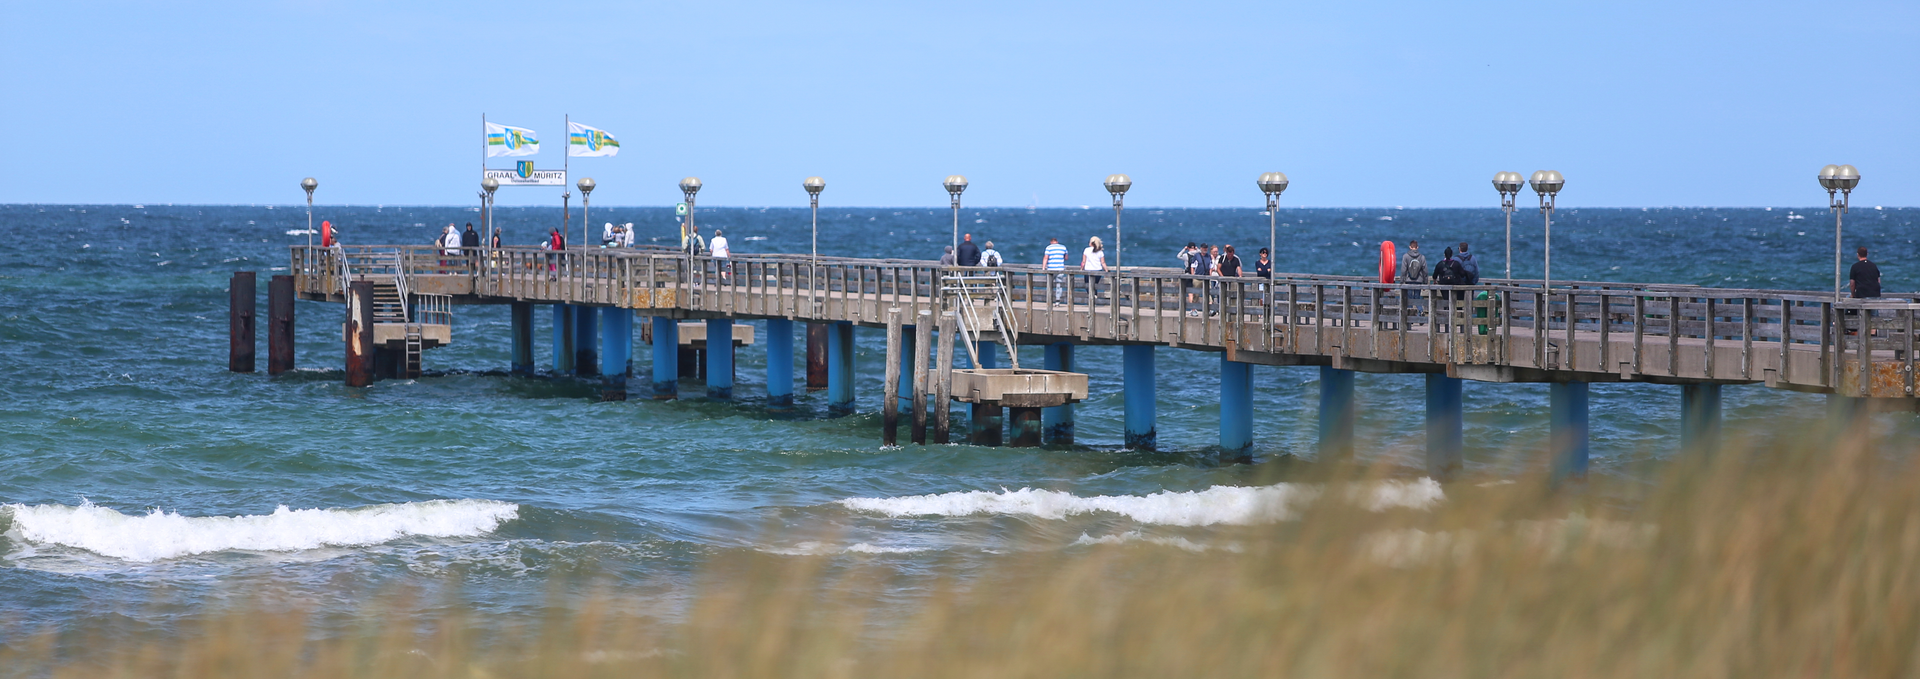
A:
[293, 245, 1919, 397]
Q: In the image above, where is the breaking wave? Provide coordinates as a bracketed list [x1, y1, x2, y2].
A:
[838, 480, 1442, 527]
[1, 499, 519, 562]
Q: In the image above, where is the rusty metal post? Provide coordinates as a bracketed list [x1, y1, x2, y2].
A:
[883, 309, 902, 445]
[228, 271, 256, 372]
[345, 280, 373, 387]
[806, 322, 829, 391]
[267, 274, 294, 375]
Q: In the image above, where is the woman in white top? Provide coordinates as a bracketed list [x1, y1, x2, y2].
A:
[1081, 236, 1106, 302]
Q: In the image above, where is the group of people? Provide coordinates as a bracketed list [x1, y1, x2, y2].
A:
[939, 233, 1009, 268]
[1393, 240, 1481, 288]
[1174, 242, 1272, 316]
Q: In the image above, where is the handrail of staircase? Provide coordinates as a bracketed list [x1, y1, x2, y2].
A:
[390, 250, 410, 323]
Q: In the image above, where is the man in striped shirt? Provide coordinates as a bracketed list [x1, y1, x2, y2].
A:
[1043, 237, 1069, 305]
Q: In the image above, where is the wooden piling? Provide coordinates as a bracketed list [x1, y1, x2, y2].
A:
[934, 311, 956, 444]
[228, 271, 256, 372]
[912, 310, 932, 444]
[883, 308, 902, 446]
[345, 280, 373, 387]
[806, 322, 829, 391]
[267, 274, 294, 375]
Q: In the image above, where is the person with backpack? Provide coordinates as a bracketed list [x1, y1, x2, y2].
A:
[1432, 246, 1469, 331]
[981, 241, 1003, 268]
[1398, 239, 1430, 325]
[1187, 244, 1213, 317]
[1457, 241, 1480, 285]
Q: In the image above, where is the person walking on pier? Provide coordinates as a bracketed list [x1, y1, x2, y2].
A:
[461, 223, 480, 272]
[1433, 246, 1468, 331]
[1215, 245, 1242, 317]
[956, 234, 981, 267]
[1186, 244, 1212, 317]
[1043, 237, 1069, 305]
[547, 227, 565, 280]
[1180, 242, 1201, 312]
[1081, 236, 1106, 303]
[711, 228, 732, 283]
[1851, 247, 1881, 299]
[1457, 242, 1480, 285]
[1399, 239, 1429, 324]
[683, 224, 706, 257]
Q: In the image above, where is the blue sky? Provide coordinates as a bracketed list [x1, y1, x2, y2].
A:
[3, 1, 1913, 208]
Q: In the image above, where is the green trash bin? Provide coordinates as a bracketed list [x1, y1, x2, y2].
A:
[1475, 290, 1494, 335]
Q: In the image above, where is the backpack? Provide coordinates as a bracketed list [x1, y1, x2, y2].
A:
[984, 250, 1002, 267]
[1434, 259, 1465, 285]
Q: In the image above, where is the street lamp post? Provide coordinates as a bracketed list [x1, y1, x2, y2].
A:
[1529, 170, 1564, 292]
[577, 177, 595, 251]
[1819, 164, 1861, 304]
[1258, 172, 1289, 276]
[944, 175, 967, 261]
[680, 177, 702, 275]
[481, 178, 499, 248]
[1492, 171, 1523, 281]
[805, 176, 825, 298]
[1104, 174, 1131, 273]
[300, 177, 318, 248]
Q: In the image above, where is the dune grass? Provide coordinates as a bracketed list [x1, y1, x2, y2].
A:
[8, 422, 1920, 678]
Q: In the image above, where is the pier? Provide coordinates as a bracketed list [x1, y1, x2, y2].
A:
[236, 243, 1920, 476]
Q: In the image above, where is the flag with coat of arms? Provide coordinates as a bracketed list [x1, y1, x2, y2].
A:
[568, 122, 620, 157]
[485, 122, 540, 157]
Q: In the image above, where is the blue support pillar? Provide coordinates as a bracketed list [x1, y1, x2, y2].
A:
[828, 321, 855, 415]
[1680, 384, 1721, 454]
[650, 316, 678, 400]
[574, 305, 599, 377]
[552, 304, 575, 375]
[1220, 356, 1253, 455]
[510, 301, 534, 376]
[899, 331, 917, 400]
[600, 308, 631, 400]
[1426, 374, 1464, 478]
[1317, 367, 1355, 459]
[1551, 382, 1590, 481]
[707, 319, 734, 400]
[766, 318, 794, 408]
[975, 342, 998, 369]
[1043, 343, 1075, 445]
[1123, 345, 1156, 450]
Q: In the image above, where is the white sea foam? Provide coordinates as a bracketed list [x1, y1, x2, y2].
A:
[1, 499, 518, 562]
[763, 541, 930, 555]
[1072, 531, 1232, 553]
[840, 480, 1443, 527]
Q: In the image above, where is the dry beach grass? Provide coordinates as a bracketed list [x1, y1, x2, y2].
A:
[8, 423, 1920, 678]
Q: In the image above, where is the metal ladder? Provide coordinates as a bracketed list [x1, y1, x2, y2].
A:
[402, 324, 424, 378]
[942, 272, 1020, 370]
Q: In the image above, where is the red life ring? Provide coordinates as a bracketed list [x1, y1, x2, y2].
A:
[1379, 241, 1397, 284]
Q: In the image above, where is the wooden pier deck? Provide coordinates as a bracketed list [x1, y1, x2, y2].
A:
[291, 244, 1920, 401]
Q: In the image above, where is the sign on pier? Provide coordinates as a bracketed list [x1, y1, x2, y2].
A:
[483, 162, 567, 187]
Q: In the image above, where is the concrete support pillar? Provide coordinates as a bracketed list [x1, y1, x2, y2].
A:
[1551, 382, 1590, 481]
[600, 308, 631, 400]
[574, 305, 599, 377]
[1426, 374, 1464, 478]
[229, 271, 256, 373]
[1317, 367, 1356, 459]
[649, 316, 678, 399]
[706, 319, 734, 400]
[766, 318, 794, 408]
[1009, 407, 1043, 447]
[1220, 356, 1254, 454]
[509, 301, 534, 376]
[552, 304, 575, 375]
[345, 280, 373, 387]
[806, 322, 829, 392]
[1123, 345, 1157, 450]
[267, 274, 294, 375]
[1680, 384, 1721, 454]
[970, 402, 1004, 446]
[1042, 343, 1075, 445]
[975, 341, 998, 369]
[827, 321, 855, 415]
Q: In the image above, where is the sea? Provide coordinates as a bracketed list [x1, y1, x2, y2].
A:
[1, 203, 1915, 641]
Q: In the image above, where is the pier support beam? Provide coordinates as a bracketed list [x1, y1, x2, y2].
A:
[806, 322, 829, 392]
[827, 321, 855, 416]
[706, 319, 734, 400]
[345, 280, 373, 387]
[1680, 384, 1721, 455]
[552, 304, 575, 375]
[650, 316, 678, 399]
[1042, 343, 1074, 445]
[267, 274, 294, 376]
[1123, 345, 1157, 450]
[1220, 356, 1254, 456]
[575, 305, 599, 377]
[934, 313, 956, 444]
[1426, 374, 1464, 478]
[1551, 382, 1590, 481]
[229, 271, 256, 373]
[600, 308, 631, 401]
[1009, 407, 1043, 447]
[912, 313, 932, 444]
[1317, 367, 1356, 459]
[884, 310, 902, 446]
[970, 403, 1004, 446]
[766, 318, 794, 408]
[509, 302, 534, 376]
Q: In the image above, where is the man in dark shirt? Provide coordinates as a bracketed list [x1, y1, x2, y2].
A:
[1850, 246, 1881, 298]
[955, 234, 982, 267]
